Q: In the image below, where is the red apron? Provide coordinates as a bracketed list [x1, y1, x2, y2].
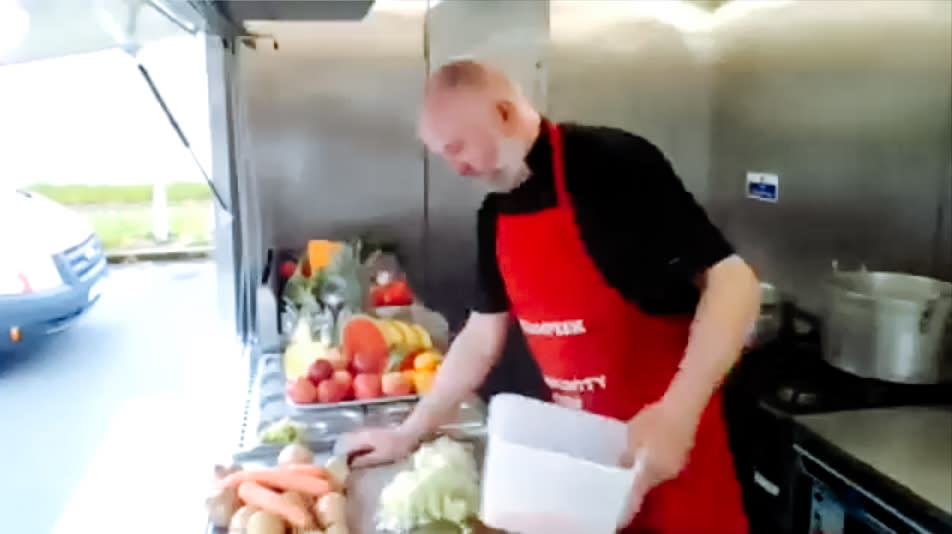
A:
[495, 122, 749, 534]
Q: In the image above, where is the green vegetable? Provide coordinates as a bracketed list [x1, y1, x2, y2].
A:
[259, 417, 306, 445]
[377, 437, 480, 533]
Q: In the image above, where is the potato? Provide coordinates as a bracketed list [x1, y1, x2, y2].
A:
[323, 456, 349, 488]
[228, 505, 259, 533]
[278, 442, 315, 466]
[214, 463, 243, 479]
[206, 485, 240, 528]
[314, 492, 347, 527]
[281, 490, 314, 512]
[246, 510, 286, 534]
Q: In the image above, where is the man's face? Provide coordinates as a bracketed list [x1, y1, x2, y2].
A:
[420, 91, 529, 192]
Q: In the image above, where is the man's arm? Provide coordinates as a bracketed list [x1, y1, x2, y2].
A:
[400, 311, 510, 440]
[595, 133, 760, 522]
[400, 196, 512, 441]
[664, 255, 760, 418]
[347, 199, 511, 468]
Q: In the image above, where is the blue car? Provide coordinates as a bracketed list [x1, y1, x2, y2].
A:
[0, 189, 108, 352]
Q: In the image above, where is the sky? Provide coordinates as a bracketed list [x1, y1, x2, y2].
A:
[0, 34, 211, 187]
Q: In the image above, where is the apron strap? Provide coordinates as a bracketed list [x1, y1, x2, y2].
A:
[547, 121, 570, 208]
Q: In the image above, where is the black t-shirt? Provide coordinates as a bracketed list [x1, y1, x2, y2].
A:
[476, 120, 734, 316]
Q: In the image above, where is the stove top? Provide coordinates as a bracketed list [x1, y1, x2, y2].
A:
[735, 338, 952, 416]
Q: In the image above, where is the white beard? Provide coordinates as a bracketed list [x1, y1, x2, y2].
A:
[482, 136, 531, 193]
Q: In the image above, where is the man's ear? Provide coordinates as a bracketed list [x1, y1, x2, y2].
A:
[494, 100, 518, 136]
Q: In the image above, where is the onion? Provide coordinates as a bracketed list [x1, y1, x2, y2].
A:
[278, 442, 314, 466]
[324, 455, 350, 487]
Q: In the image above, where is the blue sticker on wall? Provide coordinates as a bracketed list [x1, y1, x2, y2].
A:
[746, 173, 779, 203]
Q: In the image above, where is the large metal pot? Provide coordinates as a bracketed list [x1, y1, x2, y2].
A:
[745, 282, 782, 350]
[823, 263, 952, 384]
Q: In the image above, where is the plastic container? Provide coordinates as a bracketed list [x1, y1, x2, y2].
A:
[480, 394, 637, 534]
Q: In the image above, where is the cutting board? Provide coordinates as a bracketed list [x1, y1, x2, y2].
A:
[343, 432, 508, 534]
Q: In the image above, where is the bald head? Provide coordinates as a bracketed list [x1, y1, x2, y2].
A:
[419, 59, 540, 192]
[425, 59, 514, 98]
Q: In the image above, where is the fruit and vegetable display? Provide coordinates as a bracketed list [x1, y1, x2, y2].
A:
[377, 437, 481, 533]
[279, 238, 447, 407]
[207, 443, 351, 534]
[285, 313, 445, 405]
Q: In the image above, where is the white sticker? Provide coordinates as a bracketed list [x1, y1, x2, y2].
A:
[747, 172, 780, 203]
[754, 470, 781, 497]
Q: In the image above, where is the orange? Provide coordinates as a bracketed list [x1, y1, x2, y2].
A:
[413, 370, 436, 394]
[402, 369, 417, 391]
[413, 350, 442, 372]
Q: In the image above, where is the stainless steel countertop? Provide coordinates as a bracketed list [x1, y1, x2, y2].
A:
[795, 406, 952, 516]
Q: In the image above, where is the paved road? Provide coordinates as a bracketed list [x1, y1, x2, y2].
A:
[0, 261, 236, 534]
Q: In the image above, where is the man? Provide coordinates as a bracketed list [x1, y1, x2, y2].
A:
[344, 60, 759, 533]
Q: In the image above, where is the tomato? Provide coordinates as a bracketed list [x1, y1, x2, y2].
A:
[287, 377, 319, 404]
[353, 350, 388, 374]
[382, 372, 413, 397]
[333, 370, 354, 400]
[317, 379, 348, 403]
[354, 373, 383, 400]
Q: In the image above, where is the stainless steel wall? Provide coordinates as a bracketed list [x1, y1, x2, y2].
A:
[548, 1, 716, 199]
[205, 34, 241, 332]
[223, 0, 951, 340]
[708, 0, 952, 312]
[236, 4, 429, 290]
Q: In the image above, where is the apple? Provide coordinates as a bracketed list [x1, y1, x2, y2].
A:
[307, 359, 335, 385]
[381, 371, 413, 397]
[287, 377, 319, 404]
[354, 373, 383, 400]
[317, 379, 348, 403]
[333, 370, 354, 400]
[353, 350, 387, 375]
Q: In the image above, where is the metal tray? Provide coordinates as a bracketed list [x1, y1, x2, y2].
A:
[258, 353, 425, 413]
[288, 393, 421, 412]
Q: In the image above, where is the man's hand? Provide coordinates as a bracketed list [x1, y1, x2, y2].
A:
[618, 399, 701, 526]
[337, 426, 418, 468]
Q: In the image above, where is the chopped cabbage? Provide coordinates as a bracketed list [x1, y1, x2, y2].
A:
[259, 417, 306, 445]
[377, 437, 479, 533]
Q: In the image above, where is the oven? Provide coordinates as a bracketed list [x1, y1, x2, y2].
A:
[793, 445, 939, 534]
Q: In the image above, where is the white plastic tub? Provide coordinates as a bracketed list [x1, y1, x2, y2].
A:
[480, 394, 637, 534]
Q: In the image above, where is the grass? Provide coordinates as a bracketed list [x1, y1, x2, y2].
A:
[84, 203, 212, 251]
[20, 183, 213, 252]
[27, 183, 211, 206]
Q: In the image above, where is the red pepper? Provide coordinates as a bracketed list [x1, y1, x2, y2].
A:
[372, 280, 414, 307]
[383, 280, 414, 306]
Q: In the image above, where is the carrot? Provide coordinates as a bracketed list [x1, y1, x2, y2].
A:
[285, 464, 341, 491]
[237, 481, 314, 528]
[221, 468, 332, 498]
